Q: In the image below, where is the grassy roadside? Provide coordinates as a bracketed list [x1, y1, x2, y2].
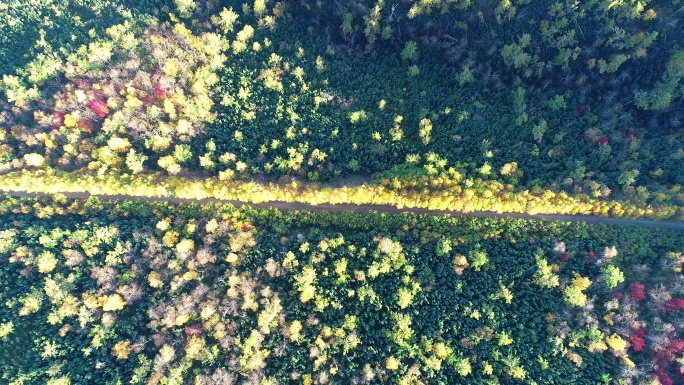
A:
[2, 168, 682, 221]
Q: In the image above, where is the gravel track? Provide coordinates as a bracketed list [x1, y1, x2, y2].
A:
[3, 190, 683, 231]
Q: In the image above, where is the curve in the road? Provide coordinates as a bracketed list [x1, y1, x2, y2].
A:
[3, 190, 684, 231]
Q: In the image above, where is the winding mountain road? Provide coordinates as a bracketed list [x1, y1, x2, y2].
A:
[3, 190, 684, 231]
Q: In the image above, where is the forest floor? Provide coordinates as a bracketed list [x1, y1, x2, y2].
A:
[3, 190, 684, 231]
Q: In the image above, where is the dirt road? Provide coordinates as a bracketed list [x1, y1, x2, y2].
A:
[3, 190, 684, 230]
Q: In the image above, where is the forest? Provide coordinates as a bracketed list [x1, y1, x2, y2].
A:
[0, 0, 683, 384]
[0, 196, 682, 384]
[0, 0, 683, 219]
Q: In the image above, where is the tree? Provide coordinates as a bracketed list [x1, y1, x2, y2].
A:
[24, 52, 63, 85]
[112, 340, 133, 360]
[501, 35, 534, 70]
[158, 156, 181, 175]
[184, 336, 206, 360]
[386, 356, 399, 370]
[87, 41, 114, 66]
[618, 169, 640, 187]
[601, 265, 625, 289]
[468, 248, 488, 271]
[419, 118, 432, 145]
[125, 149, 147, 174]
[401, 41, 418, 61]
[215, 7, 239, 33]
[534, 249, 559, 288]
[563, 285, 587, 307]
[436, 238, 452, 257]
[532, 120, 548, 143]
[47, 377, 71, 385]
[174, 0, 197, 18]
[1, 75, 40, 106]
[23, 153, 45, 168]
[605, 334, 627, 353]
[102, 294, 126, 311]
[108, 137, 131, 152]
[456, 65, 475, 86]
[37, 251, 58, 273]
[254, 0, 267, 17]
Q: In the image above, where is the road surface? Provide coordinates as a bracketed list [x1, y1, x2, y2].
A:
[3, 190, 683, 230]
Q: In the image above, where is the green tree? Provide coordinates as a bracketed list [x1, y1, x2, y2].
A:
[436, 238, 452, 257]
[401, 41, 418, 61]
[533, 252, 559, 288]
[173, 144, 193, 164]
[601, 265, 624, 289]
[468, 248, 489, 271]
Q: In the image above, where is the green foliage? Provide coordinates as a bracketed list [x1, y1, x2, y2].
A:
[401, 41, 418, 61]
[174, 0, 197, 18]
[5, 196, 680, 384]
[407, 64, 420, 77]
[468, 247, 489, 271]
[501, 34, 535, 70]
[2, 1, 683, 214]
[436, 238, 452, 257]
[453, 357, 472, 377]
[546, 95, 567, 111]
[601, 265, 625, 289]
[456, 65, 475, 86]
[563, 285, 588, 307]
[534, 250, 559, 288]
[173, 144, 193, 164]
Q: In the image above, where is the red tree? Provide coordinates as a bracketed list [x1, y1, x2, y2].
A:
[86, 100, 108, 118]
[52, 113, 64, 130]
[664, 299, 679, 313]
[629, 283, 646, 301]
[668, 339, 684, 354]
[656, 369, 674, 385]
[184, 324, 202, 336]
[629, 335, 645, 352]
[587, 251, 595, 263]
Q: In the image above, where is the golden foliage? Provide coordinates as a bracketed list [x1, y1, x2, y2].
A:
[571, 273, 592, 290]
[23, 153, 45, 167]
[434, 342, 449, 360]
[162, 231, 179, 247]
[175, 314, 190, 326]
[587, 340, 608, 353]
[175, 239, 194, 253]
[226, 252, 239, 265]
[2, 171, 679, 223]
[605, 333, 628, 352]
[102, 294, 125, 312]
[205, 219, 218, 233]
[112, 340, 132, 360]
[184, 336, 206, 360]
[148, 271, 164, 288]
[107, 137, 131, 152]
[289, 320, 302, 341]
[386, 356, 399, 370]
[37, 251, 58, 273]
[229, 232, 256, 252]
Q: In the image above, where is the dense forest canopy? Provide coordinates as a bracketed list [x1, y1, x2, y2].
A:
[0, 196, 682, 384]
[1, 1, 684, 383]
[0, 0, 683, 220]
